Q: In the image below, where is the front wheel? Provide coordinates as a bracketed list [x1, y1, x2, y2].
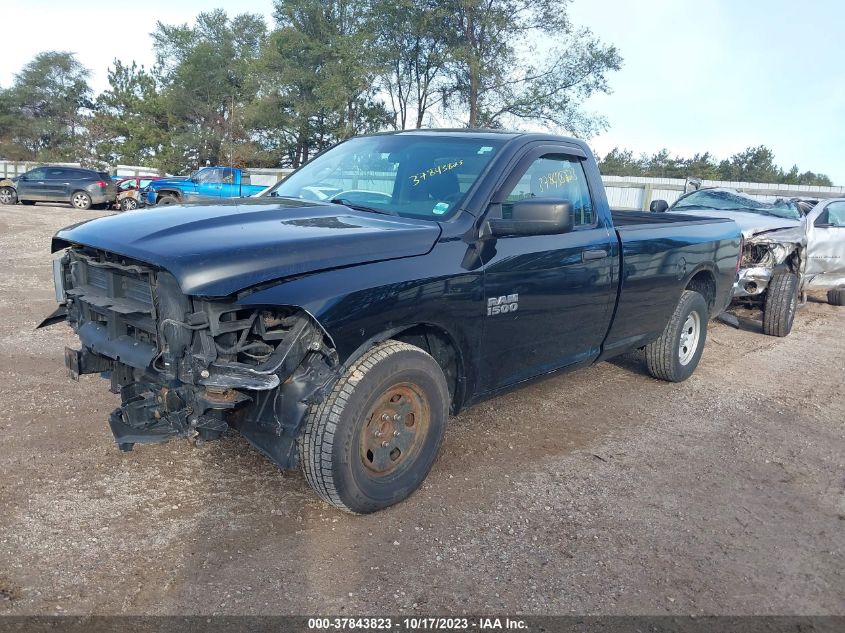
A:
[762, 271, 799, 336]
[645, 290, 709, 382]
[70, 191, 92, 210]
[120, 197, 138, 211]
[299, 340, 449, 513]
[827, 286, 845, 307]
[0, 186, 16, 205]
[157, 195, 178, 206]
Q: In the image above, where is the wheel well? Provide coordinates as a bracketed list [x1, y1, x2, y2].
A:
[157, 190, 181, 199]
[686, 269, 716, 314]
[392, 324, 463, 413]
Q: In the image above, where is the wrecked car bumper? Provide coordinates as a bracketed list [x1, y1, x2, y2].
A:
[45, 246, 338, 469]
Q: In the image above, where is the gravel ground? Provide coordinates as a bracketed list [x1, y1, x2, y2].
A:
[0, 203, 843, 616]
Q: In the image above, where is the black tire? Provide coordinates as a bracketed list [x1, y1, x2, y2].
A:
[0, 186, 16, 205]
[70, 191, 92, 210]
[645, 290, 709, 382]
[20, 200, 35, 206]
[299, 340, 449, 514]
[120, 197, 138, 211]
[827, 286, 845, 306]
[762, 271, 799, 337]
[157, 195, 178, 206]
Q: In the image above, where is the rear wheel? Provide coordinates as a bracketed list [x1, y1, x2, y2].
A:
[70, 191, 92, 210]
[157, 195, 178, 206]
[645, 290, 709, 382]
[828, 286, 845, 306]
[299, 340, 449, 513]
[762, 271, 799, 336]
[0, 186, 16, 205]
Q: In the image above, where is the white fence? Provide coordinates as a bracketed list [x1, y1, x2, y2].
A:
[603, 175, 845, 210]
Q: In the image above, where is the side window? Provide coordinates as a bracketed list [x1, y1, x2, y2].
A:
[816, 202, 845, 227]
[26, 168, 47, 180]
[46, 168, 67, 180]
[220, 168, 235, 184]
[139, 179, 153, 188]
[200, 168, 227, 184]
[502, 155, 594, 226]
[118, 180, 136, 191]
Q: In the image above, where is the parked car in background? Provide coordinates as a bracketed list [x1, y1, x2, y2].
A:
[0, 177, 17, 204]
[41, 130, 741, 513]
[142, 166, 265, 206]
[653, 188, 845, 336]
[115, 176, 161, 211]
[0, 166, 117, 210]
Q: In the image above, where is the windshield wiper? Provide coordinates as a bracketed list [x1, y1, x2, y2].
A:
[329, 197, 398, 216]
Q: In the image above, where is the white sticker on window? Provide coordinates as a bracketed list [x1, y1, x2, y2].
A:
[432, 202, 450, 215]
[477, 146, 493, 154]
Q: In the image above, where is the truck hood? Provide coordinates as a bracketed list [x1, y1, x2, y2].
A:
[668, 209, 800, 238]
[53, 199, 441, 297]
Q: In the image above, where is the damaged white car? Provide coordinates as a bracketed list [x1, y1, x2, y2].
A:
[655, 189, 845, 336]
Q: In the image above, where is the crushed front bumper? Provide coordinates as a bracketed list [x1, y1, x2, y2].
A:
[47, 246, 338, 468]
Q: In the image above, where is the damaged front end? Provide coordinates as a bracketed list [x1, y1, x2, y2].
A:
[734, 230, 804, 298]
[43, 246, 338, 469]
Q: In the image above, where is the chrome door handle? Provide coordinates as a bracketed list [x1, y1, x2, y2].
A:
[583, 249, 609, 261]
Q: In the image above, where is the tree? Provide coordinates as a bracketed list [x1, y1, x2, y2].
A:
[90, 61, 169, 168]
[598, 145, 832, 186]
[373, 0, 452, 129]
[717, 145, 780, 182]
[597, 147, 640, 177]
[0, 51, 92, 161]
[258, 0, 390, 167]
[151, 10, 268, 171]
[446, 0, 621, 133]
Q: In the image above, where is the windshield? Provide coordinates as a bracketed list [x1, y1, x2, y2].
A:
[673, 190, 801, 220]
[265, 135, 504, 220]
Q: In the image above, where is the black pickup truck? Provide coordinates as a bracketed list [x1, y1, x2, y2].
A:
[41, 130, 741, 513]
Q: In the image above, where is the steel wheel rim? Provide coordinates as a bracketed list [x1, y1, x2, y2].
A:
[678, 311, 701, 366]
[72, 193, 89, 208]
[360, 382, 430, 476]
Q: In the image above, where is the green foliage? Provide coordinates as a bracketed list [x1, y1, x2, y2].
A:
[445, 0, 622, 133]
[0, 51, 92, 161]
[598, 145, 832, 186]
[0, 6, 834, 188]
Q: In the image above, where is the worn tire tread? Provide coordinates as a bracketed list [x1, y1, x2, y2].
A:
[299, 340, 431, 513]
[827, 286, 845, 306]
[762, 271, 798, 337]
[644, 290, 707, 382]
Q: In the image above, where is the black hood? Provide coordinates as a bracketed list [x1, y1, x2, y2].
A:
[53, 199, 441, 296]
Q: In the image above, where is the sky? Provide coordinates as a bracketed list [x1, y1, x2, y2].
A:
[1, 0, 843, 184]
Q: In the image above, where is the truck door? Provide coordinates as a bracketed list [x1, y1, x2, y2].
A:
[479, 151, 617, 391]
[194, 168, 226, 198]
[804, 200, 845, 284]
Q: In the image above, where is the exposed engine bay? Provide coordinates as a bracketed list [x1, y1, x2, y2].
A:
[46, 246, 339, 469]
[735, 232, 803, 298]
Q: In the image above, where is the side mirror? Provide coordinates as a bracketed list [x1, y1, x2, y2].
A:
[18, 174, 28, 182]
[486, 199, 573, 237]
[649, 199, 669, 213]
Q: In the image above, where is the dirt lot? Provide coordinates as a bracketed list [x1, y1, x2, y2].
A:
[0, 202, 842, 616]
